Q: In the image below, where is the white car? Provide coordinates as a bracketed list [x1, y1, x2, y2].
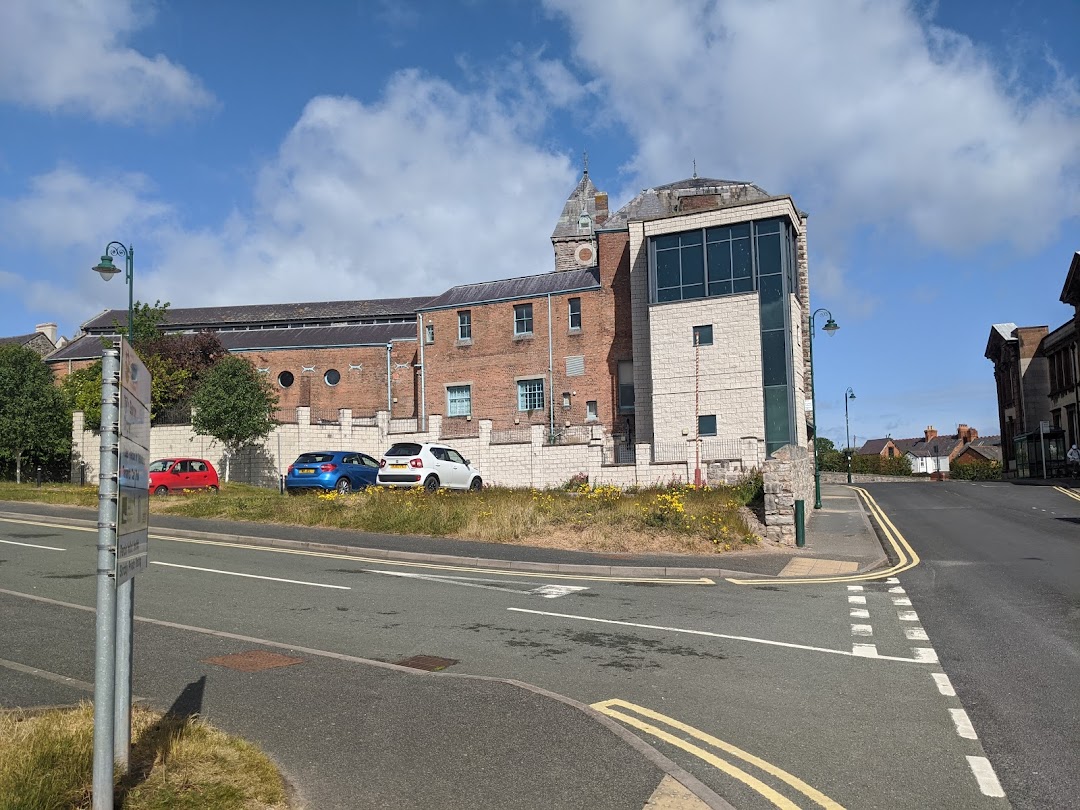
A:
[377, 442, 483, 492]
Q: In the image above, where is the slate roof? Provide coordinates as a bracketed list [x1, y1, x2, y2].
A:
[81, 297, 433, 333]
[857, 438, 892, 455]
[0, 332, 39, 346]
[47, 324, 416, 363]
[418, 267, 601, 311]
[600, 177, 782, 230]
[552, 173, 602, 240]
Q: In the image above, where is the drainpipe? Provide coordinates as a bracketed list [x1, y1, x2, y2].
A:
[547, 293, 555, 441]
[417, 313, 427, 431]
[386, 343, 393, 416]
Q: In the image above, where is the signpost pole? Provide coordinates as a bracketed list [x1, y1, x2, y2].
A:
[92, 348, 120, 810]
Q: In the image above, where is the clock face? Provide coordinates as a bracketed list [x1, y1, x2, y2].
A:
[575, 244, 594, 264]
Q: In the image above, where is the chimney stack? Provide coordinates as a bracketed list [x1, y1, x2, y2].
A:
[924, 426, 937, 443]
[594, 192, 609, 225]
[35, 323, 57, 345]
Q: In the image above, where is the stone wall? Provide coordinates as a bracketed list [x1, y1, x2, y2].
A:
[819, 471, 928, 484]
[762, 444, 814, 546]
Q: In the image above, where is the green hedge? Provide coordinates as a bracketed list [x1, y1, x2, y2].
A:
[949, 461, 1002, 481]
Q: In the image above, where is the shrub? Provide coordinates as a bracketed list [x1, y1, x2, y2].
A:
[730, 469, 764, 506]
[950, 460, 1002, 481]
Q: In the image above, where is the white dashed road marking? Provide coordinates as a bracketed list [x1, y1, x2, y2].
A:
[898, 610, 919, 621]
[0, 538, 66, 551]
[950, 708, 978, 739]
[852, 643, 878, 657]
[932, 672, 956, 697]
[848, 595, 867, 604]
[966, 756, 1006, 798]
[913, 647, 938, 663]
[849, 608, 870, 618]
[847, 585, 864, 591]
[892, 596, 912, 606]
[851, 624, 873, 636]
[904, 627, 929, 641]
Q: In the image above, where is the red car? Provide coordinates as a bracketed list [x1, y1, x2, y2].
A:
[148, 458, 220, 495]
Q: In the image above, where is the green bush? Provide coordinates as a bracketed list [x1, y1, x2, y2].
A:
[850, 453, 912, 477]
[949, 460, 1002, 481]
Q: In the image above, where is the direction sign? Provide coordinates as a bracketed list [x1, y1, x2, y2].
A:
[116, 339, 150, 585]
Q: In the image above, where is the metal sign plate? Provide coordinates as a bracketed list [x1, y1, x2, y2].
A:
[116, 338, 150, 585]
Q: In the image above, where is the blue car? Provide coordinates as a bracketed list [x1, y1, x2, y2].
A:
[285, 451, 380, 494]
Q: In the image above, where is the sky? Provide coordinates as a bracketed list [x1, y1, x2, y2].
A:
[1, 0, 1078, 448]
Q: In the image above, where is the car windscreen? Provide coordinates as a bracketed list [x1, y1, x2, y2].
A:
[149, 460, 175, 473]
[384, 443, 422, 457]
[294, 453, 336, 464]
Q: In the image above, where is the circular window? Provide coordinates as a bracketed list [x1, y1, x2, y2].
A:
[324, 369, 341, 387]
[277, 371, 294, 388]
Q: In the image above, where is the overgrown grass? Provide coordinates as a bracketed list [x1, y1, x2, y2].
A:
[0, 474, 766, 555]
[0, 481, 98, 508]
[0, 703, 289, 810]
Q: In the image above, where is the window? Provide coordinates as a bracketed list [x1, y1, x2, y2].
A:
[458, 311, 471, 341]
[277, 371, 294, 388]
[447, 385, 472, 417]
[698, 415, 717, 437]
[568, 297, 582, 330]
[324, 369, 340, 386]
[514, 303, 533, 336]
[518, 378, 545, 411]
[586, 400, 598, 421]
[618, 360, 635, 412]
[693, 325, 713, 346]
[446, 449, 467, 465]
[425, 324, 434, 344]
[562, 392, 571, 409]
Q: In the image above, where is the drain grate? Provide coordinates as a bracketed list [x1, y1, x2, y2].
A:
[394, 654, 458, 672]
[202, 650, 304, 672]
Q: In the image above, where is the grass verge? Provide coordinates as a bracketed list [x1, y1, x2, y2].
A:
[0, 703, 289, 810]
[0, 474, 766, 555]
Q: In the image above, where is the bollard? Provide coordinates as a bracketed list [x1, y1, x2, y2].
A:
[80, 463, 86, 487]
[36, 466, 42, 487]
[280, 474, 285, 495]
[795, 499, 806, 548]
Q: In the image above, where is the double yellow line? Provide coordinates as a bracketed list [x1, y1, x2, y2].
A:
[1053, 485, 1080, 503]
[727, 486, 920, 585]
[593, 699, 845, 809]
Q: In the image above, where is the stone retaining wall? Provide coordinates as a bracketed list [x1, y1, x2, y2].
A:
[763, 444, 814, 546]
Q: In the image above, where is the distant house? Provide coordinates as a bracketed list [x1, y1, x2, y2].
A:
[860, 425, 982, 476]
[953, 436, 1003, 466]
[0, 323, 60, 357]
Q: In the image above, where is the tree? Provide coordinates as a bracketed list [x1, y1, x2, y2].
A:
[190, 356, 278, 481]
[61, 360, 104, 432]
[0, 345, 71, 483]
[814, 437, 845, 472]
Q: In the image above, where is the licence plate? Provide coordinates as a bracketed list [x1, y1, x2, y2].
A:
[390, 463, 406, 469]
[299, 468, 315, 475]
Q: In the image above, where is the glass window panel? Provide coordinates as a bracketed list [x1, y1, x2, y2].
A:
[568, 297, 581, 329]
[733, 276, 754, 294]
[657, 286, 681, 302]
[764, 386, 791, 449]
[698, 415, 717, 437]
[732, 238, 752, 282]
[655, 249, 681, 290]
[761, 330, 788, 387]
[706, 225, 731, 243]
[756, 218, 782, 234]
[447, 385, 471, 417]
[518, 379, 545, 411]
[682, 283, 705, 300]
[757, 234, 782, 276]
[679, 229, 703, 246]
[759, 275, 784, 331]
[681, 244, 704, 285]
[707, 242, 732, 281]
[709, 279, 733, 297]
[693, 325, 713, 346]
[730, 222, 751, 239]
[654, 234, 679, 251]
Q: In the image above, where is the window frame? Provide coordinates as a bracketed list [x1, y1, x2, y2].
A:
[698, 414, 717, 437]
[458, 310, 472, 341]
[514, 303, 534, 337]
[446, 384, 472, 417]
[693, 325, 713, 346]
[424, 323, 434, 344]
[517, 377, 545, 411]
[568, 297, 582, 331]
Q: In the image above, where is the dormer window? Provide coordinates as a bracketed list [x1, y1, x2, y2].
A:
[578, 209, 591, 231]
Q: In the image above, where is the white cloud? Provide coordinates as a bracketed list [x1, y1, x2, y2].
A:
[0, 0, 214, 123]
[544, 0, 1080, 273]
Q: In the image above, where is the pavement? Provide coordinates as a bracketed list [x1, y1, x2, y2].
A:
[0, 482, 888, 809]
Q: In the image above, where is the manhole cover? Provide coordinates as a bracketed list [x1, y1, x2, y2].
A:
[394, 654, 458, 672]
[202, 650, 304, 672]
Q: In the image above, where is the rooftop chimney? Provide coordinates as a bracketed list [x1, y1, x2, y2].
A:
[594, 192, 609, 225]
[924, 426, 938, 443]
[35, 323, 57, 345]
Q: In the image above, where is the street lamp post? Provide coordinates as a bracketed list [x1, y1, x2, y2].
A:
[809, 308, 839, 509]
[91, 242, 136, 777]
[845, 387, 856, 484]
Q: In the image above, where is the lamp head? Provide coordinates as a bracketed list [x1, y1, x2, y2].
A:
[823, 318, 839, 336]
[848, 390, 856, 400]
[92, 254, 120, 282]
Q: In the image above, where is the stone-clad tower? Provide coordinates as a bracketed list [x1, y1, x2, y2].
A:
[550, 168, 608, 272]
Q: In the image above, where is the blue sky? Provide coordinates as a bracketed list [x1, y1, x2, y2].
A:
[1, 0, 1078, 448]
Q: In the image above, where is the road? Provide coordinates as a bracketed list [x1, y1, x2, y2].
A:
[863, 481, 1080, 810]
[1, 483, 1058, 808]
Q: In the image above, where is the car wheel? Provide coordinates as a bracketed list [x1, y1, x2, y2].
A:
[423, 475, 440, 493]
[153, 486, 168, 496]
[468, 477, 483, 492]
[335, 478, 352, 495]
[208, 485, 219, 494]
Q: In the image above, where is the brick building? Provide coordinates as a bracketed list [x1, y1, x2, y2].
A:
[49, 170, 819, 466]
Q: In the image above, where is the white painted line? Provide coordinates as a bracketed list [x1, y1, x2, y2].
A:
[932, 673, 955, 696]
[966, 756, 1006, 798]
[913, 647, 938, 663]
[888, 586, 906, 594]
[367, 569, 535, 595]
[507, 608, 931, 663]
[852, 643, 878, 657]
[0, 538, 66, 551]
[531, 584, 590, 599]
[848, 595, 866, 604]
[846, 585, 864, 592]
[898, 610, 919, 621]
[892, 597, 912, 606]
[849, 608, 870, 619]
[885, 577, 900, 584]
[950, 708, 978, 740]
[851, 624, 873, 636]
[904, 627, 929, 641]
[150, 562, 350, 590]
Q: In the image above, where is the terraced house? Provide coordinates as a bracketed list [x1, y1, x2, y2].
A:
[50, 171, 817, 481]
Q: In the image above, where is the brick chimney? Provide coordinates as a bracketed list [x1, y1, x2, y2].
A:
[924, 426, 938, 443]
[957, 424, 978, 443]
[35, 323, 57, 345]
[594, 192, 609, 225]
